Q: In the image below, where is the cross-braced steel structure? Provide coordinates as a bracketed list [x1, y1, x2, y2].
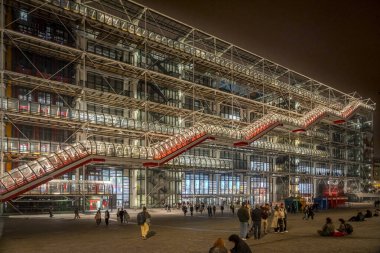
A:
[0, 0, 375, 212]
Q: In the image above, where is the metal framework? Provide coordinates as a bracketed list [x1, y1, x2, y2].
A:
[0, 0, 375, 210]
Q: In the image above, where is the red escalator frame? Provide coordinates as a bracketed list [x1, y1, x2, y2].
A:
[1, 157, 105, 202]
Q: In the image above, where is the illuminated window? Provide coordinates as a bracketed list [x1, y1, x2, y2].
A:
[20, 10, 28, 21]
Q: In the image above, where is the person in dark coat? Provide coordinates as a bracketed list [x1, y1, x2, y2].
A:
[228, 234, 252, 253]
[190, 205, 194, 216]
[207, 205, 213, 217]
[230, 204, 235, 215]
[213, 205, 217, 216]
[105, 210, 110, 226]
[237, 203, 250, 240]
[251, 204, 262, 239]
[364, 209, 373, 218]
[119, 208, 124, 223]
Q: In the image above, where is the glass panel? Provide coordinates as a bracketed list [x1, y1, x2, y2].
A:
[18, 164, 36, 182]
[1, 174, 16, 190]
[29, 161, 45, 177]
[47, 154, 63, 169]
[9, 169, 26, 186]
[64, 146, 80, 159]
[56, 150, 72, 165]
[74, 143, 88, 157]
[37, 157, 54, 173]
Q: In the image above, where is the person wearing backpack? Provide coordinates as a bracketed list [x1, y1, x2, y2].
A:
[137, 207, 151, 240]
[337, 218, 353, 235]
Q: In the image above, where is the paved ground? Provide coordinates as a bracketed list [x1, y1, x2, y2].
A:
[0, 207, 379, 253]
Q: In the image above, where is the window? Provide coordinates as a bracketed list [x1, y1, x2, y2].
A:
[20, 10, 28, 21]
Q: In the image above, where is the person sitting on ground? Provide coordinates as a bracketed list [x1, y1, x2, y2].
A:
[209, 238, 229, 253]
[348, 211, 365, 222]
[228, 234, 252, 253]
[335, 218, 353, 236]
[337, 218, 347, 233]
[364, 209, 373, 218]
[317, 217, 335, 236]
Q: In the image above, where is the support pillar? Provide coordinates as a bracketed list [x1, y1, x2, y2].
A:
[272, 177, 277, 202]
[0, 0, 5, 215]
[343, 164, 348, 193]
[130, 169, 138, 208]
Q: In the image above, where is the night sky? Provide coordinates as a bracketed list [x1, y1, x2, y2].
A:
[135, 0, 380, 157]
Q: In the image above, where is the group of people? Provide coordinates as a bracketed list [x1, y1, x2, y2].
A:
[94, 209, 110, 226]
[92, 208, 130, 226]
[302, 204, 315, 220]
[92, 207, 152, 240]
[116, 208, 130, 223]
[177, 202, 231, 217]
[318, 217, 353, 237]
[317, 208, 380, 237]
[236, 202, 287, 241]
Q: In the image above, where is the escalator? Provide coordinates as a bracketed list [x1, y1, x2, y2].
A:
[234, 100, 368, 146]
[0, 100, 370, 201]
[0, 143, 105, 202]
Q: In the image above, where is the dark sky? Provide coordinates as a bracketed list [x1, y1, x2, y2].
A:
[135, 0, 380, 157]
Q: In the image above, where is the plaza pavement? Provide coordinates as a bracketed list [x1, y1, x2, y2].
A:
[0, 206, 379, 253]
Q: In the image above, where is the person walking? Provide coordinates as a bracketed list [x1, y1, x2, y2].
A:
[95, 210, 101, 226]
[237, 202, 250, 240]
[190, 205, 194, 216]
[230, 204, 235, 216]
[74, 207, 80, 219]
[303, 205, 309, 220]
[119, 208, 124, 223]
[105, 209, 110, 226]
[48, 207, 54, 218]
[251, 204, 262, 239]
[207, 205, 213, 217]
[182, 205, 188, 216]
[212, 205, 217, 216]
[124, 209, 130, 223]
[137, 207, 151, 240]
[221, 205, 224, 215]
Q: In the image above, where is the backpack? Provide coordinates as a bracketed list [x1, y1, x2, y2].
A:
[345, 223, 353, 234]
[137, 212, 146, 225]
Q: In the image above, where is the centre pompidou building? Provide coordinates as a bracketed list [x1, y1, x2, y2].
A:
[0, 0, 375, 212]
